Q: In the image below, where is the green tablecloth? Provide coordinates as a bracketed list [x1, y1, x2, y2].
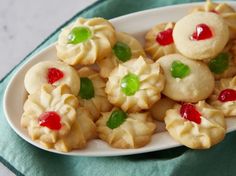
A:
[1, 0, 236, 175]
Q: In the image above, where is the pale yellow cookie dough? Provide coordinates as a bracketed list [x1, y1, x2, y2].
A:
[208, 76, 236, 116]
[173, 12, 229, 60]
[191, 0, 236, 39]
[24, 61, 80, 95]
[157, 54, 214, 102]
[96, 109, 156, 149]
[150, 97, 176, 121]
[54, 108, 97, 152]
[97, 32, 146, 78]
[144, 22, 176, 60]
[105, 56, 165, 112]
[165, 101, 226, 149]
[78, 67, 112, 121]
[56, 17, 116, 66]
[21, 84, 78, 144]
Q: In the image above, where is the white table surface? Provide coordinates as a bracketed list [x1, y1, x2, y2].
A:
[0, 0, 96, 175]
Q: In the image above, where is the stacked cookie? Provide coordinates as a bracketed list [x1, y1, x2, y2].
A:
[21, 0, 236, 152]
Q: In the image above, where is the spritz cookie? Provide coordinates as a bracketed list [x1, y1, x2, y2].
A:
[56, 17, 116, 66]
[78, 67, 112, 121]
[173, 12, 229, 60]
[21, 84, 78, 145]
[97, 32, 146, 78]
[54, 108, 97, 152]
[165, 101, 226, 149]
[144, 22, 176, 60]
[150, 97, 176, 121]
[96, 108, 156, 149]
[24, 61, 80, 95]
[191, 0, 236, 39]
[105, 56, 165, 112]
[209, 75, 236, 116]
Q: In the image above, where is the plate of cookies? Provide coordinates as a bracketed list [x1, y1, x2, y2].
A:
[4, 0, 236, 156]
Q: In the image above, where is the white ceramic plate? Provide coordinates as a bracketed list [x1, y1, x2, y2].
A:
[4, 1, 236, 156]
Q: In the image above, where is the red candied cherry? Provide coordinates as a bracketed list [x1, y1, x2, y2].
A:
[191, 24, 213, 41]
[180, 103, 201, 124]
[47, 67, 64, 84]
[156, 28, 174, 46]
[210, 10, 219, 14]
[218, 89, 236, 102]
[39, 111, 62, 130]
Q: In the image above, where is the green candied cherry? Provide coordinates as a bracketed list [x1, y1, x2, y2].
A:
[79, 77, 95, 100]
[120, 73, 140, 96]
[106, 109, 127, 129]
[67, 26, 92, 44]
[208, 52, 230, 74]
[171, 60, 190, 79]
[113, 42, 132, 62]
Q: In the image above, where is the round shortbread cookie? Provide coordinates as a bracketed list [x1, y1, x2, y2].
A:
[173, 12, 229, 60]
[157, 54, 215, 102]
[24, 61, 80, 95]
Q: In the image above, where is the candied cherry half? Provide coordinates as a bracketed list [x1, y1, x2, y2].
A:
[191, 24, 213, 41]
[113, 42, 132, 62]
[68, 26, 92, 44]
[218, 89, 236, 102]
[39, 111, 62, 130]
[156, 28, 174, 46]
[120, 73, 140, 96]
[106, 109, 127, 129]
[180, 103, 201, 124]
[47, 67, 64, 84]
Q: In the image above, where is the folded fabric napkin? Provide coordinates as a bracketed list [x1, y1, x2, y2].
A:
[1, 0, 236, 175]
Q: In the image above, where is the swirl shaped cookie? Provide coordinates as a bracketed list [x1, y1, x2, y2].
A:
[54, 108, 97, 152]
[208, 76, 236, 116]
[173, 12, 229, 60]
[165, 101, 226, 149]
[191, 0, 236, 39]
[97, 32, 146, 78]
[144, 22, 176, 60]
[56, 17, 116, 65]
[96, 109, 156, 149]
[24, 61, 80, 95]
[157, 54, 214, 102]
[78, 67, 112, 121]
[105, 56, 165, 112]
[21, 84, 78, 145]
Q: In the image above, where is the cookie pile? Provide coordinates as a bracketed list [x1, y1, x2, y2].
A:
[21, 0, 236, 152]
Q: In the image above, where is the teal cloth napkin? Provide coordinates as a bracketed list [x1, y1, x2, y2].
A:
[1, 0, 236, 175]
